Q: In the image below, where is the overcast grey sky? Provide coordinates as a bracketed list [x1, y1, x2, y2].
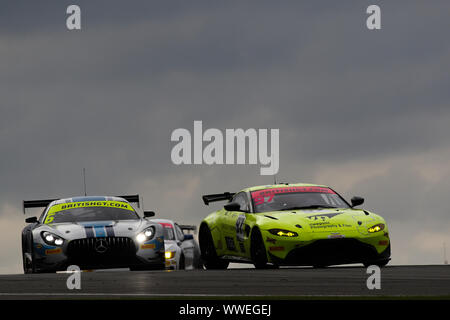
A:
[1, 1, 449, 273]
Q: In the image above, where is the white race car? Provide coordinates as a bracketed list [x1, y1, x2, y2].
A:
[21, 195, 165, 273]
[152, 219, 202, 270]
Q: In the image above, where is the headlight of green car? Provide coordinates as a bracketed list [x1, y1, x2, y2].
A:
[268, 229, 298, 237]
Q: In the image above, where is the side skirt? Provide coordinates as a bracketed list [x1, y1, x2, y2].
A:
[220, 255, 253, 264]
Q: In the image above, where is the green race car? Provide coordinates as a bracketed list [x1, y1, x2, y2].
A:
[199, 183, 391, 269]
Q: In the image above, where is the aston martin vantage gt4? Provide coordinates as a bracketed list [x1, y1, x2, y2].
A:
[199, 183, 390, 269]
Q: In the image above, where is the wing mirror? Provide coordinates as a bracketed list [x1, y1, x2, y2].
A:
[25, 217, 38, 224]
[224, 202, 241, 212]
[144, 211, 155, 218]
[350, 196, 364, 207]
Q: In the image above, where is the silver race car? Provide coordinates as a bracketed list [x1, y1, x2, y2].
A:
[21, 195, 165, 273]
[152, 219, 202, 270]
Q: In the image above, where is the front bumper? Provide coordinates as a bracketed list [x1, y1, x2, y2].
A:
[269, 238, 390, 266]
[165, 257, 177, 270]
[33, 236, 165, 272]
[263, 229, 390, 266]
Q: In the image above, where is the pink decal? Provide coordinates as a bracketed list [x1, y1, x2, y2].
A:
[251, 186, 335, 204]
[159, 222, 173, 228]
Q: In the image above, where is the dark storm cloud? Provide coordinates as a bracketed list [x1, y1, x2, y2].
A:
[1, 1, 450, 271]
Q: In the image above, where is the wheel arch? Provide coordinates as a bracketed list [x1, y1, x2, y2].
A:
[21, 225, 34, 254]
[249, 226, 270, 267]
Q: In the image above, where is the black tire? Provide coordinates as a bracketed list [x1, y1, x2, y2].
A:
[199, 224, 229, 270]
[363, 244, 391, 268]
[22, 234, 35, 274]
[178, 254, 185, 270]
[195, 257, 204, 270]
[250, 228, 269, 269]
[22, 251, 32, 274]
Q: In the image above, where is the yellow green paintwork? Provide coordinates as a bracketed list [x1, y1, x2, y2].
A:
[201, 183, 390, 263]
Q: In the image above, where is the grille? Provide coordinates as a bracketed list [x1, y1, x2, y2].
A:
[275, 238, 382, 266]
[67, 237, 137, 268]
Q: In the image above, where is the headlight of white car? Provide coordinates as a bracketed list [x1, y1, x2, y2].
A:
[165, 251, 175, 259]
[41, 231, 65, 246]
[136, 226, 155, 243]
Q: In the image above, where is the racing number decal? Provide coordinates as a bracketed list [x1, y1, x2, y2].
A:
[236, 214, 246, 242]
[253, 194, 274, 206]
[252, 187, 335, 205]
[44, 213, 55, 224]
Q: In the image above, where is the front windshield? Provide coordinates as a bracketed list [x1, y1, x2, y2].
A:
[251, 186, 349, 213]
[44, 201, 139, 224]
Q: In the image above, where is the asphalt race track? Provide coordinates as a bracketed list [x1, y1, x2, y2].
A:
[0, 265, 449, 299]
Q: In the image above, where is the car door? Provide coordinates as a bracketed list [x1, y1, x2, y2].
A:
[222, 192, 250, 257]
[176, 223, 194, 267]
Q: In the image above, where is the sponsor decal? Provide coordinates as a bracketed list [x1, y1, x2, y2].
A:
[306, 212, 343, 221]
[45, 201, 134, 224]
[225, 237, 236, 251]
[310, 223, 352, 230]
[140, 243, 156, 249]
[328, 233, 345, 239]
[35, 244, 53, 255]
[266, 237, 276, 244]
[378, 240, 389, 246]
[45, 248, 62, 255]
[269, 246, 284, 251]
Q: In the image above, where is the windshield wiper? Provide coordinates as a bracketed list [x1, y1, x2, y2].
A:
[280, 205, 337, 211]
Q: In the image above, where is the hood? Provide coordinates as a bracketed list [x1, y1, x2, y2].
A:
[45, 219, 146, 240]
[258, 208, 381, 234]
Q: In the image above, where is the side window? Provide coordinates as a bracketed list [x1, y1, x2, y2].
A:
[232, 192, 249, 212]
[174, 224, 184, 241]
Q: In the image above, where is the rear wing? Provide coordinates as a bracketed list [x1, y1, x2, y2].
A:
[202, 192, 235, 205]
[116, 195, 140, 208]
[180, 225, 197, 234]
[22, 194, 141, 214]
[23, 199, 58, 214]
